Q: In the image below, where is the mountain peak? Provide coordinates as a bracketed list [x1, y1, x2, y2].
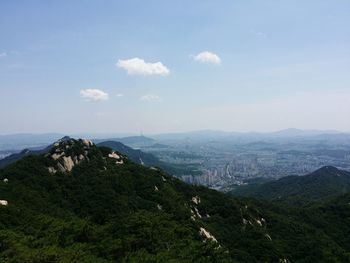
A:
[46, 138, 125, 174]
[56, 136, 72, 143]
[46, 138, 94, 173]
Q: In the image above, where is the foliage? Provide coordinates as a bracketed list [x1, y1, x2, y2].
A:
[230, 166, 350, 205]
[0, 146, 349, 262]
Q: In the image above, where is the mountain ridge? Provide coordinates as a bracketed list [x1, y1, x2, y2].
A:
[230, 166, 350, 204]
[0, 138, 350, 262]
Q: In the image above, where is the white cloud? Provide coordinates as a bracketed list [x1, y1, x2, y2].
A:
[116, 57, 170, 76]
[140, 94, 161, 102]
[80, 89, 109, 102]
[0, 52, 7, 58]
[193, 51, 221, 64]
[255, 32, 265, 37]
[250, 29, 266, 37]
[116, 94, 123, 98]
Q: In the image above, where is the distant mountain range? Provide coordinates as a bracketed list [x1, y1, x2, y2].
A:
[1, 129, 348, 150]
[149, 129, 349, 143]
[230, 166, 350, 204]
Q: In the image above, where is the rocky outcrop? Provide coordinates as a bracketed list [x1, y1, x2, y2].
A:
[191, 196, 201, 205]
[108, 151, 124, 164]
[46, 137, 127, 174]
[199, 227, 217, 242]
[0, 200, 8, 206]
[47, 138, 93, 174]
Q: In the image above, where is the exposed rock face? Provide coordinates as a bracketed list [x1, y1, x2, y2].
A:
[108, 151, 124, 165]
[191, 196, 201, 205]
[46, 138, 92, 174]
[199, 227, 217, 242]
[81, 139, 93, 147]
[46, 137, 127, 174]
[51, 152, 64, 160]
[48, 167, 56, 174]
[61, 156, 74, 172]
[0, 200, 8, 206]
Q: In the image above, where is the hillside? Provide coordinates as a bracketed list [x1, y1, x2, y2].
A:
[97, 140, 201, 177]
[0, 139, 349, 262]
[97, 141, 160, 165]
[93, 136, 155, 148]
[230, 166, 350, 204]
[0, 138, 201, 178]
[0, 145, 55, 168]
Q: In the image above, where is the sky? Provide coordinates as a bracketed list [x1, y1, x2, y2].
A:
[0, 0, 349, 134]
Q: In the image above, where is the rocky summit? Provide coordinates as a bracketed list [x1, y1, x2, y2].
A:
[45, 137, 126, 174]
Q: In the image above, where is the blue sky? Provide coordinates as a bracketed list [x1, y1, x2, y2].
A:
[0, 0, 349, 134]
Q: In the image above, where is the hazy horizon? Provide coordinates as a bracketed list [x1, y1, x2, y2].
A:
[0, 127, 349, 138]
[1, 1, 349, 134]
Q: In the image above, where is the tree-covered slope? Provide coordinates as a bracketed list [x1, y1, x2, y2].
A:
[0, 147, 49, 168]
[97, 140, 201, 176]
[97, 140, 161, 166]
[0, 139, 349, 262]
[230, 166, 350, 205]
[0, 138, 200, 177]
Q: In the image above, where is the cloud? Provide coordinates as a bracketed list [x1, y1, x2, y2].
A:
[140, 94, 161, 102]
[250, 30, 266, 37]
[116, 94, 123, 98]
[255, 32, 265, 37]
[0, 52, 7, 58]
[80, 89, 109, 102]
[193, 51, 221, 64]
[116, 57, 170, 76]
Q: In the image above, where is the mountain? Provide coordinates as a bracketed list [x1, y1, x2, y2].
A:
[151, 129, 344, 142]
[94, 136, 155, 148]
[0, 138, 350, 262]
[230, 166, 350, 204]
[97, 140, 202, 176]
[97, 141, 160, 166]
[0, 137, 150, 169]
[0, 146, 50, 168]
[0, 138, 200, 177]
[266, 128, 341, 137]
[0, 136, 72, 168]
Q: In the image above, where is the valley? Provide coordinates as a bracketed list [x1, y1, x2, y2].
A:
[135, 131, 350, 190]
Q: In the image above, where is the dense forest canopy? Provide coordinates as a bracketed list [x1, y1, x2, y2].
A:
[0, 139, 349, 262]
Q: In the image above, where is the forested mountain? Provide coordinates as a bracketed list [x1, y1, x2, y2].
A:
[230, 166, 350, 205]
[0, 139, 349, 262]
[93, 136, 155, 148]
[97, 140, 201, 176]
[0, 138, 198, 177]
[0, 146, 51, 168]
